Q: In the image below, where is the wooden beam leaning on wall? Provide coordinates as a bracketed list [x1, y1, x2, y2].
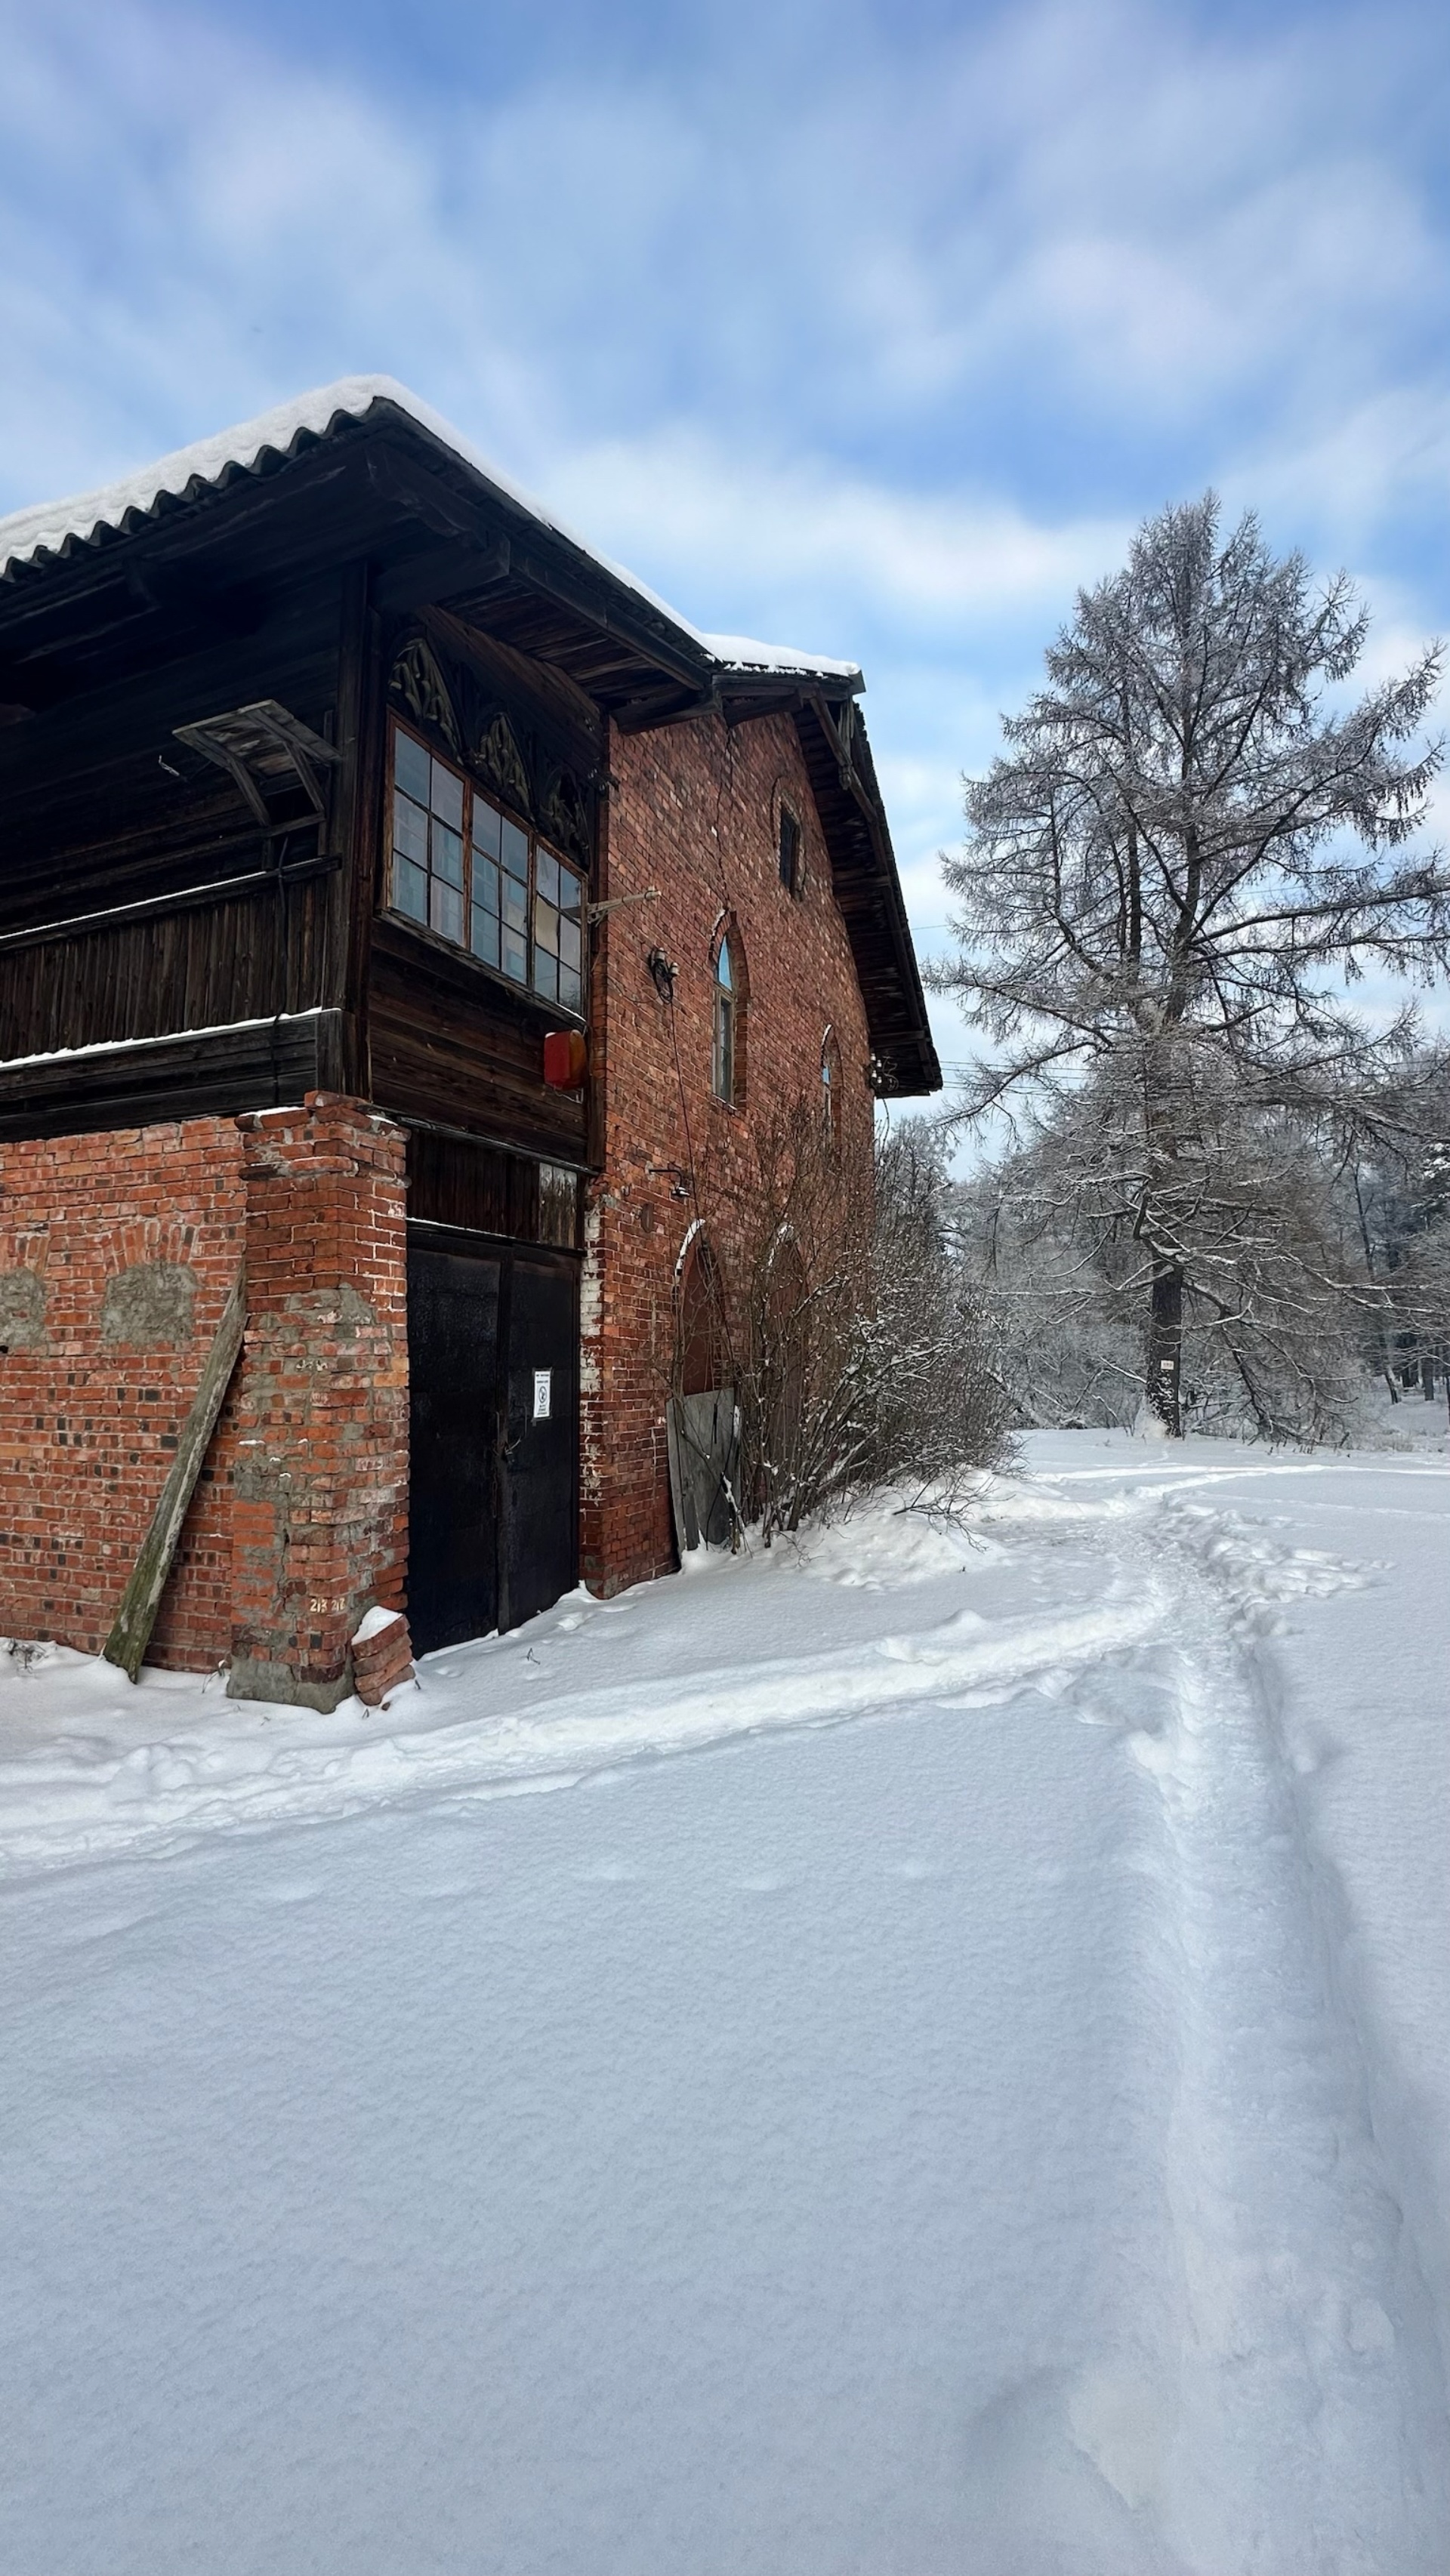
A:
[103, 1266, 248, 1684]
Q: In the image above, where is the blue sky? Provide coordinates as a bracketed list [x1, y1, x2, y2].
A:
[3, 0, 1449, 1080]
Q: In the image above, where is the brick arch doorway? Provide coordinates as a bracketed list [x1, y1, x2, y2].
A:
[667, 1228, 737, 1553]
[678, 1228, 727, 1396]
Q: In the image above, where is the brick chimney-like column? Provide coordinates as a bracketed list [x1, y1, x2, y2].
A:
[227, 1093, 409, 1711]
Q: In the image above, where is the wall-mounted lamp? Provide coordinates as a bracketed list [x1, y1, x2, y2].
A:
[647, 948, 677, 1003]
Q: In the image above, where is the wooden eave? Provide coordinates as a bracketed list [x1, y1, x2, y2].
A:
[0, 404, 717, 723]
[788, 692, 941, 1098]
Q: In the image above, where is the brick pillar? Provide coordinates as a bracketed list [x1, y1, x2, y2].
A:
[227, 1093, 409, 1711]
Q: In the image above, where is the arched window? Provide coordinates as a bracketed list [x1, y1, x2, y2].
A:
[821, 1028, 843, 1148]
[712, 932, 738, 1103]
[778, 802, 803, 897]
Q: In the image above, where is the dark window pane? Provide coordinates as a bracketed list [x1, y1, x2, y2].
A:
[430, 760, 464, 830]
[535, 847, 560, 905]
[502, 929, 528, 982]
[503, 878, 529, 934]
[558, 965, 582, 1013]
[394, 729, 430, 805]
[559, 914, 582, 972]
[393, 790, 428, 863]
[433, 820, 464, 888]
[474, 858, 501, 919]
[717, 938, 733, 991]
[430, 879, 464, 943]
[559, 863, 584, 920]
[473, 799, 502, 863]
[471, 907, 501, 967]
[532, 949, 558, 1000]
[779, 807, 801, 893]
[539, 1164, 578, 1247]
[501, 818, 529, 881]
[394, 857, 427, 921]
[714, 991, 733, 1099]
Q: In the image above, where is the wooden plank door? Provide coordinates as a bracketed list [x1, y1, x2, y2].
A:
[406, 1243, 503, 1654]
[500, 1251, 579, 1631]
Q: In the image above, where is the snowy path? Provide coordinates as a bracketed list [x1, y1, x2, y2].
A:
[1, 1437, 1447, 2572]
[1013, 1481, 1448, 2568]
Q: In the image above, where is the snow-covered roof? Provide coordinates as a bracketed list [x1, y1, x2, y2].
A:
[699, 632, 861, 683]
[0, 375, 862, 692]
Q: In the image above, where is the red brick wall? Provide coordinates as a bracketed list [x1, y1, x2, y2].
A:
[0, 713, 878, 1660]
[0, 1095, 407, 1701]
[0, 1118, 247, 1661]
[225, 1095, 409, 1708]
[581, 708, 874, 1592]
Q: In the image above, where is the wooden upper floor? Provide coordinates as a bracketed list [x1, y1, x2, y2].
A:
[0, 381, 939, 1171]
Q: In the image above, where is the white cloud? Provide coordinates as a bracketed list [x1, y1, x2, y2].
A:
[2, 0, 1448, 1029]
[541, 429, 1128, 644]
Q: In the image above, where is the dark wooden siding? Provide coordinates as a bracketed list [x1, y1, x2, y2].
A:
[369, 916, 588, 1165]
[0, 530, 602, 1158]
[408, 1129, 541, 1239]
[0, 1012, 345, 1141]
[0, 587, 347, 1083]
[0, 870, 338, 1062]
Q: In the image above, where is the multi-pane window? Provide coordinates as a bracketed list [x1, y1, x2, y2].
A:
[389, 719, 585, 1014]
[712, 937, 736, 1103]
[532, 845, 585, 1007]
[392, 729, 465, 943]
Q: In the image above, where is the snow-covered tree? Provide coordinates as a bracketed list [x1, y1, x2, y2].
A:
[955, 1086, 1379, 1444]
[1354, 1058, 1450, 1404]
[933, 495, 1450, 1433]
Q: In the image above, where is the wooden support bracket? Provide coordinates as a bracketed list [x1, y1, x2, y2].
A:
[102, 1266, 248, 1684]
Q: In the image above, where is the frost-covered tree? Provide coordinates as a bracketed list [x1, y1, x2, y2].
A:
[1352, 1055, 1450, 1403]
[933, 495, 1450, 1433]
[957, 1087, 1382, 1444]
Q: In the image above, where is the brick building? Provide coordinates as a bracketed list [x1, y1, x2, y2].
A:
[0, 380, 937, 1706]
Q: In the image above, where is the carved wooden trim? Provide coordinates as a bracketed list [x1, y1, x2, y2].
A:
[389, 636, 461, 753]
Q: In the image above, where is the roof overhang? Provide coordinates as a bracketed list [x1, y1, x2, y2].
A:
[0, 378, 939, 1095]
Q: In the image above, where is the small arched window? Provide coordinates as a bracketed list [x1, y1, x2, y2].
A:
[712, 935, 736, 1103]
[778, 803, 802, 897]
[821, 1028, 843, 1148]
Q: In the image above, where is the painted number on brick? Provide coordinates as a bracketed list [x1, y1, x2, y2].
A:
[532, 1369, 552, 1421]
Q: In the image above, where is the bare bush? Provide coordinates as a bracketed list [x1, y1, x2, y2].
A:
[678, 1103, 1011, 1543]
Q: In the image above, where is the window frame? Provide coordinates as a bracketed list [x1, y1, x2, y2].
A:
[386, 716, 588, 1018]
[778, 800, 804, 898]
[711, 935, 736, 1105]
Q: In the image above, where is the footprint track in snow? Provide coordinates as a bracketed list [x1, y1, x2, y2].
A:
[1063, 1493, 1449, 2568]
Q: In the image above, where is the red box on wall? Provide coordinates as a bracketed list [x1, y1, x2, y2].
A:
[543, 1029, 588, 1089]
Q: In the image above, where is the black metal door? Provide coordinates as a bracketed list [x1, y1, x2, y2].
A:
[406, 1244, 503, 1654]
[501, 1253, 579, 1629]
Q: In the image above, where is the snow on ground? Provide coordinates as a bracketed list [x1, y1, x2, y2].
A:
[2, 1433, 1447, 2573]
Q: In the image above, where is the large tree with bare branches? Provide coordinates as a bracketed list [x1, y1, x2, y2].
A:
[933, 495, 1450, 1432]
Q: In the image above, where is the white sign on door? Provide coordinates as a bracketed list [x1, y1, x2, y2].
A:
[532, 1368, 552, 1421]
